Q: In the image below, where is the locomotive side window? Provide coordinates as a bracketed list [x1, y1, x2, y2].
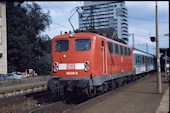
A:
[107, 41, 113, 54]
[107, 41, 130, 56]
[115, 44, 119, 54]
[123, 46, 126, 55]
[127, 48, 130, 56]
[120, 45, 123, 55]
[55, 40, 69, 52]
[125, 47, 127, 56]
[118, 45, 121, 55]
[112, 43, 116, 54]
[75, 39, 91, 51]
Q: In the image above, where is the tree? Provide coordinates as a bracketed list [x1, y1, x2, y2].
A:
[7, 2, 52, 74]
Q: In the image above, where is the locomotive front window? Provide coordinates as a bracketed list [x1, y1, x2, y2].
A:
[55, 40, 69, 52]
[75, 39, 91, 51]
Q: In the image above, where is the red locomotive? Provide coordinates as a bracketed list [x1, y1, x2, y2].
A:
[48, 32, 136, 97]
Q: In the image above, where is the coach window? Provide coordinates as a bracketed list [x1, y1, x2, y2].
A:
[139, 56, 141, 64]
[140, 56, 142, 64]
[146, 57, 148, 63]
[151, 58, 153, 63]
[142, 56, 145, 64]
[136, 55, 138, 64]
[55, 40, 69, 52]
[137, 55, 140, 64]
[75, 39, 91, 51]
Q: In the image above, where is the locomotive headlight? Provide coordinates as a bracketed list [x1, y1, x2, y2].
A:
[53, 67, 58, 72]
[53, 62, 59, 67]
[84, 61, 89, 66]
[84, 61, 89, 72]
[84, 67, 89, 72]
[69, 31, 74, 38]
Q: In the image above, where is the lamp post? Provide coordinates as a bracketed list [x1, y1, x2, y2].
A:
[155, 1, 162, 94]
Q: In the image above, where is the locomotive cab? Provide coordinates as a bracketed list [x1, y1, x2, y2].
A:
[48, 33, 98, 97]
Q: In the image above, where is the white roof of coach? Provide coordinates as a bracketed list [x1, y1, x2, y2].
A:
[133, 49, 154, 58]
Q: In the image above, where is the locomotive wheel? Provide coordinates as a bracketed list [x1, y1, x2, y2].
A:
[141, 73, 145, 77]
[133, 75, 136, 81]
[138, 75, 141, 79]
[131, 76, 134, 81]
[123, 77, 128, 85]
[111, 81, 116, 90]
[137, 75, 139, 79]
[120, 78, 124, 86]
[116, 78, 123, 87]
[128, 76, 133, 83]
[96, 86, 104, 95]
[103, 82, 109, 92]
[88, 86, 96, 97]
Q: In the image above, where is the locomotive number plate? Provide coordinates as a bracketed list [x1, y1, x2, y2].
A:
[66, 71, 78, 75]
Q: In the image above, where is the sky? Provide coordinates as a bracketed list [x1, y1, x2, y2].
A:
[31, 1, 169, 55]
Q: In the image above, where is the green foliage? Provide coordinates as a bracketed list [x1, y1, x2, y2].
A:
[7, 2, 52, 75]
[34, 53, 51, 75]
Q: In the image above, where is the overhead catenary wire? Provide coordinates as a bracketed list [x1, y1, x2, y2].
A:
[53, 22, 69, 29]
[48, 2, 70, 13]
[128, 16, 168, 23]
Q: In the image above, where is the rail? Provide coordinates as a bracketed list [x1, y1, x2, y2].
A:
[0, 81, 47, 98]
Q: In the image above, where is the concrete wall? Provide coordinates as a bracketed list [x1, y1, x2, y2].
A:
[0, 3, 7, 74]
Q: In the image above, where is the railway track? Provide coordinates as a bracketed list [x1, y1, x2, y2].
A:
[0, 73, 156, 113]
[0, 90, 52, 113]
[27, 94, 90, 113]
[0, 81, 47, 98]
[28, 101, 74, 113]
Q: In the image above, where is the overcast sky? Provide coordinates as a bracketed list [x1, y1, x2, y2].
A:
[33, 1, 169, 55]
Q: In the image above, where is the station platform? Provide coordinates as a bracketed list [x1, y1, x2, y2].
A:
[64, 73, 169, 113]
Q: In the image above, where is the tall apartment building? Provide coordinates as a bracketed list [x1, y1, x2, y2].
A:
[0, 2, 7, 74]
[79, 1, 128, 40]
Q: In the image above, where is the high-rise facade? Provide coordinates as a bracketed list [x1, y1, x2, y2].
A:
[0, 2, 7, 74]
[79, 1, 128, 40]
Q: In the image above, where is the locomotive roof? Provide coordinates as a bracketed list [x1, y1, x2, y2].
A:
[52, 32, 131, 48]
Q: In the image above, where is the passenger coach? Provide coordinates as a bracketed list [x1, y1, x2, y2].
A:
[133, 49, 156, 75]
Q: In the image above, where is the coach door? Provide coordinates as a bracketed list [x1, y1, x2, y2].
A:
[101, 40, 106, 74]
